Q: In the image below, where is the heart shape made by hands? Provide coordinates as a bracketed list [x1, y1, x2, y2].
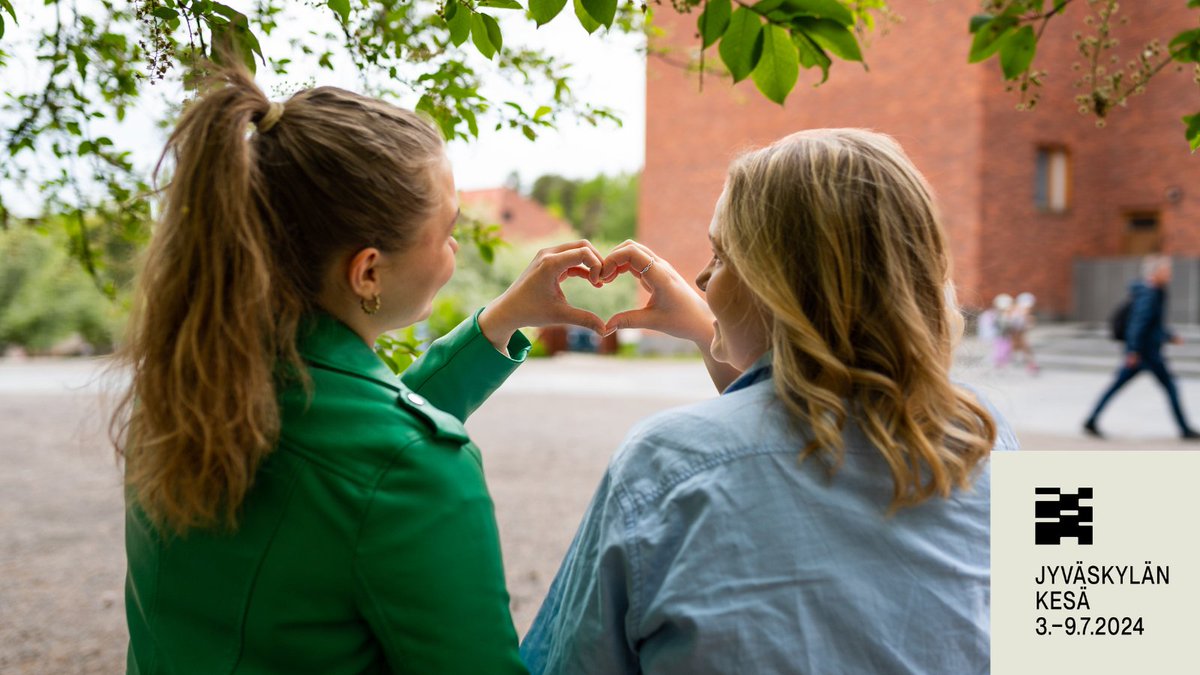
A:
[556, 252, 658, 334]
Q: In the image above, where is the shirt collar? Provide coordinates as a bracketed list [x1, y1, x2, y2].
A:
[296, 311, 401, 391]
[722, 351, 773, 394]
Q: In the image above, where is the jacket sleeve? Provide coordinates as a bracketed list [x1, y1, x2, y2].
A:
[520, 471, 639, 675]
[1125, 285, 1154, 355]
[402, 307, 532, 422]
[353, 439, 527, 675]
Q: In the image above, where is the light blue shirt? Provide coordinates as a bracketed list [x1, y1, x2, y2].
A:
[521, 357, 1019, 674]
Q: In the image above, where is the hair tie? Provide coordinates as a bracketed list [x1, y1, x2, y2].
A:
[256, 101, 285, 133]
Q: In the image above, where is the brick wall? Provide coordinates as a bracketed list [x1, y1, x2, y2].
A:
[639, 0, 1200, 316]
[976, 0, 1200, 316]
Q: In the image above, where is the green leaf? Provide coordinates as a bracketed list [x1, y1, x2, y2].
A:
[416, 94, 436, 118]
[151, 7, 179, 21]
[999, 25, 1036, 79]
[1185, 113, 1200, 152]
[0, 15, 5, 41]
[461, 107, 479, 136]
[1169, 29, 1200, 63]
[530, 0, 568, 25]
[793, 32, 830, 84]
[73, 48, 89, 78]
[580, 0, 617, 28]
[794, 17, 861, 62]
[771, 0, 853, 26]
[534, 105, 552, 119]
[719, 8, 764, 82]
[327, 0, 351, 23]
[0, 0, 13, 22]
[1190, 0, 1200, 8]
[522, 125, 537, 140]
[698, 0, 731, 49]
[471, 13, 497, 58]
[968, 16, 1016, 63]
[447, 3, 472, 46]
[211, 2, 241, 20]
[752, 24, 799, 104]
[478, 241, 496, 263]
[968, 13, 992, 34]
[480, 0, 523, 8]
[481, 13, 503, 53]
[573, 0, 601, 34]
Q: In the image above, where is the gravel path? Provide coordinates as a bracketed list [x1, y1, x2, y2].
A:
[0, 356, 705, 673]
[5, 349, 1199, 672]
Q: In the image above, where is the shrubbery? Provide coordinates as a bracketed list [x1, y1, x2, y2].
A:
[0, 226, 128, 354]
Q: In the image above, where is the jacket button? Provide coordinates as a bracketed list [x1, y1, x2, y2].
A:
[405, 392, 426, 406]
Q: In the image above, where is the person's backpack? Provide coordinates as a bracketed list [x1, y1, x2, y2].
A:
[1110, 297, 1132, 342]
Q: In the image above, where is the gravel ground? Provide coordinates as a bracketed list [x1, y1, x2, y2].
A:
[0, 356, 704, 673]
[4, 349, 1199, 672]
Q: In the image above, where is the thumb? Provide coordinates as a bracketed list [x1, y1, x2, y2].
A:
[559, 306, 607, 335]
[605, 308, 658, 335]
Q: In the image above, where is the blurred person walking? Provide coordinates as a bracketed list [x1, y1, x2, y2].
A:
[1083, 256, 1199, 440]
[1009, 292, 1039, 375]
[979, 294, 1013, 369]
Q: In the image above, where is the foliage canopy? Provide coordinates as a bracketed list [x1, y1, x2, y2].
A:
[0, 0, 1197, 298]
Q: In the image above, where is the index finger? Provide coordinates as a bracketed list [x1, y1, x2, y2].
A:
[545, 246, 604, 279]
[601, 242, 657, 282]
[542, 239, 603, 284]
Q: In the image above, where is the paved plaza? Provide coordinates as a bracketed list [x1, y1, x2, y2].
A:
[3, 346, 1200, 672]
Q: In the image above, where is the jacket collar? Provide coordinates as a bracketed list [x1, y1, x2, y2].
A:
[723, 351, 773, 394]
[297, 311, 401, 391]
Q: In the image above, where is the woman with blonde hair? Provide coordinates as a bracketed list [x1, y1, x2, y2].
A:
[114, 61, 609, 674]
[521, 129, 1018, 674]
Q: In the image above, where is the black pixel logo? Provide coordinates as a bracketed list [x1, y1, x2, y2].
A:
[1035, 487, 1094, 545]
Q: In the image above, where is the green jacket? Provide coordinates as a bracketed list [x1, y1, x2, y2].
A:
[125, 309, 532, 674]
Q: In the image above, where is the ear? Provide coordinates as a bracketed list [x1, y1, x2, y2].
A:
[345, 247, 383, 299]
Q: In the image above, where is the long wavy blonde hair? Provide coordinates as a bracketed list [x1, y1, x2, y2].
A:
[111, 62, 444, 534]
[718, 129, 995, 509]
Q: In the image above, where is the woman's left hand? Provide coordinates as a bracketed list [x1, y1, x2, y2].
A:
[478, 240, 608, 352]
[598, 240, 715, 345]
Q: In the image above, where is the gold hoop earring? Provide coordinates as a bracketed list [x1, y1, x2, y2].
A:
[360, 293, 381, 315]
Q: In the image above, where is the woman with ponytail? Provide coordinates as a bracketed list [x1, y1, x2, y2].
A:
[115, 62, 608, 674]
[521, 129, 1020, 674]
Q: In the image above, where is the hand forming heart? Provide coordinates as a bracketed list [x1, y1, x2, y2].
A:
[477, 239, 716, 354]
[592, 240, 715, 344]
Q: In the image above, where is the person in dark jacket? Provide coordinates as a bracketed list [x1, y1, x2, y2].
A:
[1084, 256, 1199, 439]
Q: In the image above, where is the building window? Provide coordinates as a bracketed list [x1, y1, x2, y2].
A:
[1124, 211, 1161, 255]
[1034, 146, 1070, 212]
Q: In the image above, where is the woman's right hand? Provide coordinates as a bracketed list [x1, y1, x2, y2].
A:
[599, 240, 715, 346]
[478, 240, 607, 352]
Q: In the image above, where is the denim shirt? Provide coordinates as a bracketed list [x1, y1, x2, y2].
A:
[520, 356, 1018, 675]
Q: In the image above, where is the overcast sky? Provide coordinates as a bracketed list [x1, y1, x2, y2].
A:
[0, 2, 645, 215]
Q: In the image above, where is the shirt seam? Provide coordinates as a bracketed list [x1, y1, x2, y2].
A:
[228, 460, 304, 673]
[623, 440, 805, 515]
[614, 483, 644, 649]
[348, 434, 432, 668]
[304, 357, 400, 393]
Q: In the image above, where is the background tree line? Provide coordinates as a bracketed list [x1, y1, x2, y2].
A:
[0, 0, 1196, 357]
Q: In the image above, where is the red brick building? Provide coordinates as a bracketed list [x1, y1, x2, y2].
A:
[459, 187, 574, 241]
[639, 0, 1200, 317]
